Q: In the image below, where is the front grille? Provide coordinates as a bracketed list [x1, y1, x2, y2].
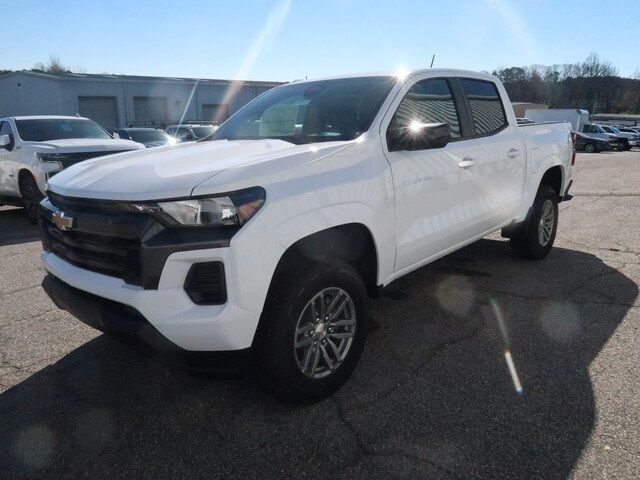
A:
[41, 193, 237, 290]
[57, 150, 130, 169]
[47, 191, 131, 213]
[44, 222, 141, 284]
[42, 193, 145, 285]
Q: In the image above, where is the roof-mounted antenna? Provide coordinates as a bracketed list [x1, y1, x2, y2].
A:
[430, 55, 436, 68]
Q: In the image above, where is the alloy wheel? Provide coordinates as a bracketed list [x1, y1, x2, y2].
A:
[538, 199, 555, 246]
[293, 287, 356, 379]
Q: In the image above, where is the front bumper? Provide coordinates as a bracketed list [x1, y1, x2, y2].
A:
[41, 248, 261, 351]
[42, 273, 251, 372]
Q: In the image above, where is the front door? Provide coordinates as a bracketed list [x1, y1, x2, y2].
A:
[382, 77, 487, 272]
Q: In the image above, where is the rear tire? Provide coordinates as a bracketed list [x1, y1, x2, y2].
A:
[584, 143, 595, 153]
[253, 259, 369, 403]
[19, 173, 44, 224]
[510, 184, 558, 260]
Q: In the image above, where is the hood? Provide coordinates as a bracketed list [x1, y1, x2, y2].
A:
[28, 138, 144, 152]
[47, 139, 346, 201]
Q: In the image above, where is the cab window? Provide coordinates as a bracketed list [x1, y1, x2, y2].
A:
[389, 78, 462, 140]
[460, 79, 507, 135]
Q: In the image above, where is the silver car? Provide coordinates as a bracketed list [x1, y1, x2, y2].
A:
[599, 125, 639, 148]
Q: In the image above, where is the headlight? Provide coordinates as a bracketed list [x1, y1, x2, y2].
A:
[36, 153, 64, 170]
[37, 153, 67, 163]
[133, 187, 266, 227]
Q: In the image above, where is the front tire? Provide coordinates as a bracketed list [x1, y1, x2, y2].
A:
[19, 173, 44, 224]
[253, 259, 369, 403]
[510, 184, 558, 260]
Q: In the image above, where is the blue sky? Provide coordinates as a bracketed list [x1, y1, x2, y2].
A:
[4, 0, 639, 80]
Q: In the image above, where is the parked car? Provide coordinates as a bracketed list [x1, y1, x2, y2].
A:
[599, 125, 638, 148]
[112, 128, 175, 148]
[582, 124, 628, 150]
[166, 124, 218, 143]
[610, 126, 640, 146]
[39, 69, 573, 402]
[573, 132, 612, 153]
[0, 116, 144, 222]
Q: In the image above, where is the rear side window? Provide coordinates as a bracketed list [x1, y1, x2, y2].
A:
[460, 79, 507, 135]
[390, 78, 461, 138]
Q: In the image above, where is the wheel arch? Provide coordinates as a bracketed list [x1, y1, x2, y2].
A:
[539, 165, 563, 199]
[18, 168, 36, 189]
[268, 222, 380, 298]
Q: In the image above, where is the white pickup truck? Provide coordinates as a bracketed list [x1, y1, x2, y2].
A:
[0, 115, 143, 222]
[39, 69, 573, 402]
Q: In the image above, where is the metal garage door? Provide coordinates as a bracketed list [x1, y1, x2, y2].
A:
[203, 104, 229, 122]
[134, 97, 168, 126]
[78, 96, 118, 130]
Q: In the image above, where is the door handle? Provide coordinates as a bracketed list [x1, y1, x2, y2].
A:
[507, 148, 521, 158]
[458, 157, 476, 169]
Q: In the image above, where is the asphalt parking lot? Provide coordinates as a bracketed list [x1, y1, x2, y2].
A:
[1, 151, 639, 479]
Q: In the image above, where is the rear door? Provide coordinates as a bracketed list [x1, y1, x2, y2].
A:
[454, 77, 526, 230]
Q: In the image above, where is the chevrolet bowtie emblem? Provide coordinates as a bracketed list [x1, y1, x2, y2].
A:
[52, 211, 74, 231]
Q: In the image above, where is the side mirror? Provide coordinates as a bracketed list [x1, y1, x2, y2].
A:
[112, 132, 120, 139]
[387, 122, 451, 152]
[0, 134, 12, 150]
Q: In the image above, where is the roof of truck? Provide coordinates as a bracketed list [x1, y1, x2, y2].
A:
[290, 68, 499, 85]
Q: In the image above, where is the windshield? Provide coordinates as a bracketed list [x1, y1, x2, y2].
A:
[191, 126, 216, 139]
[128, 129, 170, 143]
[212, 76, 396, 145]
[15, 118, 111, 142]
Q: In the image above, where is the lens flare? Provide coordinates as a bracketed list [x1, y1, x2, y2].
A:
[394, 66, 410, 80]
[490, 298, 524, 395]
[436, 275, 476, 315]
[215, 0, 293, 124]
[409, 120, 425, 133]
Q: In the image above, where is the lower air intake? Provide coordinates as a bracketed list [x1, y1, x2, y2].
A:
[183, 262, 227, 305]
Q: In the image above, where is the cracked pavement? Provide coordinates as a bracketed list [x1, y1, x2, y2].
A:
[1, 151, 640, 479]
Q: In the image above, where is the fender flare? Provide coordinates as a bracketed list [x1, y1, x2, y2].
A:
[267, 202, 393, 286]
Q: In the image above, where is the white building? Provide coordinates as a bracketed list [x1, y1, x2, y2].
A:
[0, 71, 282, 129]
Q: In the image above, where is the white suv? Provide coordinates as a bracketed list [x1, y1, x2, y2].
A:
[0, 116, 144, 222]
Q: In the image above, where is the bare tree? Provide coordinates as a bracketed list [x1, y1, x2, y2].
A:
[494, 54, 638, 114]
[33, 55, 71, 74]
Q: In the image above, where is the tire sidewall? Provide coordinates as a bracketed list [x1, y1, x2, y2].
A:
[256, 260, 368, 401]
[19, 173, 43, 223]
[528, 185, 559, 258]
